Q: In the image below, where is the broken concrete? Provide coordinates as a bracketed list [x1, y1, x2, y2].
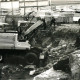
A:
[33, 68, 69, 80]
[69, 50, 80, 80]
[29, 70, 36, 76]
[53, 57, 71, 73]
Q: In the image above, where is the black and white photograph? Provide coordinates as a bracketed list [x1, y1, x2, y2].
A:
[0, 0, 80, 80]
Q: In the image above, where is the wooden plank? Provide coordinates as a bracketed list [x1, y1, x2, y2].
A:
[24, 20, 43, 35]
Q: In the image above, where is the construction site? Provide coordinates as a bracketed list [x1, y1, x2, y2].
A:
[0, 0, 80, 80]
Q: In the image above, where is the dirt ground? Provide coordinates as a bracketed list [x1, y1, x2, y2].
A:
[0, 57, 34, 80]
[0, 23, 80, 80]
[32, 24, 79, 75]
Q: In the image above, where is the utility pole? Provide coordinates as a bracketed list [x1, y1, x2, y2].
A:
[48, 0, 51, 6]
[11, 0, 13, 15]
[37, 0, 38, 11]
[24, 0, 25, 15]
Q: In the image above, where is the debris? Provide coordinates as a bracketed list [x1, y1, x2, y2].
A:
[59, 40, 67, 46]
[24, 65, 36, 69]
[33, 67, 44, 75]
[42, 37, 51, 47]
[29, 70, 36, 76]
[19, 64, 23, 67]
[44, 63, 53, 70]
[33, 68, 69, 80]
[2, 65, 9, 70]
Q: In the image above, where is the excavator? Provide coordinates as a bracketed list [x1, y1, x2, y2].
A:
[0, 17, 47, 66]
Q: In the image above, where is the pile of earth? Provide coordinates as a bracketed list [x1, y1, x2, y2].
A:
[34, 24, 80, 75]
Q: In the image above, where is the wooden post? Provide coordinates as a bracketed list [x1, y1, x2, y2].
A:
[24, 0, 25, 15]
[37, 0, 38, 11]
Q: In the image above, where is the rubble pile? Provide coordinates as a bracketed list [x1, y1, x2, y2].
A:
[30, 24, 78, 75]
[31, 24, 80, 80]
[34, 40, 75, 75]
[33, 68, 70, 80]
[34, 49, 80, 80]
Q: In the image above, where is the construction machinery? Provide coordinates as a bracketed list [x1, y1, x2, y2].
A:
[0, 19, 47, 66]
[0, 10, 53, 66]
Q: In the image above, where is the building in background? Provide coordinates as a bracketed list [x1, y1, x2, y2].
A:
[0, 0, 80, 16]
[0, 0, 49, 16]
[0, 0, 80, 23]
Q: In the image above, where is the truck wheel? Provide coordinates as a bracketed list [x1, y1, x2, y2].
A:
[25, 52, 38, 65]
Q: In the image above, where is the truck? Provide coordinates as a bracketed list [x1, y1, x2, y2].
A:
[0, 20, 47, 66]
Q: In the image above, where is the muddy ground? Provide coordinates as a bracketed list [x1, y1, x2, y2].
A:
[0, 56, 34, 80]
